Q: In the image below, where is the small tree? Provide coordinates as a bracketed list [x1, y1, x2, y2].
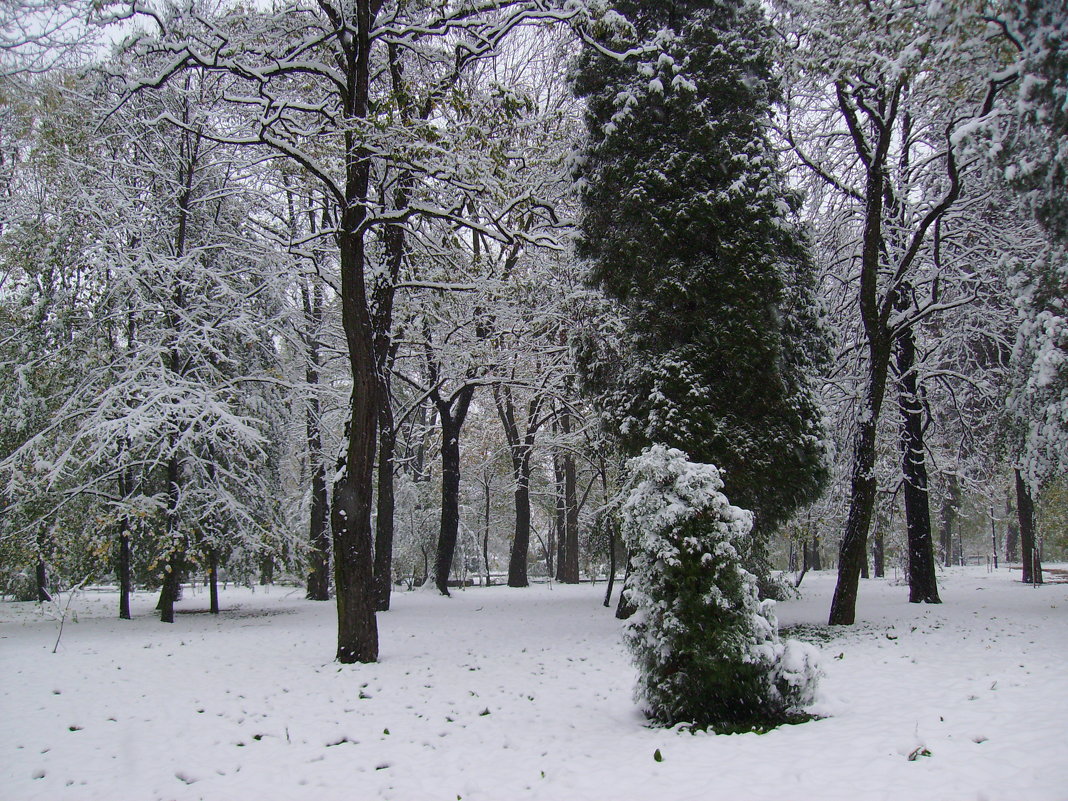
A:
[619, 445, 820, 732]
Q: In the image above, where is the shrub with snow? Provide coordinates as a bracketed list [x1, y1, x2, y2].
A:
[619, 445, 820, 731]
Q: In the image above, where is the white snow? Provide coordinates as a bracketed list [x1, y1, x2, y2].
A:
[2, 566, 1066, 800]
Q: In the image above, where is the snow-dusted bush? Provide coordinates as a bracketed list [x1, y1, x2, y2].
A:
[620, 445, 820, 731]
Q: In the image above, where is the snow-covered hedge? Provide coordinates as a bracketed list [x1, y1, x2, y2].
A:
[620, 445, 820, 731]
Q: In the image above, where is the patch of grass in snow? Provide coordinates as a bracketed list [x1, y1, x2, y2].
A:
[781, 622, 880, 644]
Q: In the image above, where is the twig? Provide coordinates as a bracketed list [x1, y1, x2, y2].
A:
[52, 576, 89, 654]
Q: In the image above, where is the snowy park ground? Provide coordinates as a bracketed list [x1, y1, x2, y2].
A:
[1, 565, 1066, 801]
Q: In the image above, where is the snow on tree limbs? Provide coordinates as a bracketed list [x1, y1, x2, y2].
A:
[572, 0, 829, 542]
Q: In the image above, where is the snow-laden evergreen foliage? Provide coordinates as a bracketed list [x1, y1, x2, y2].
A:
[620, 445, 820, 731]
[571, 0, 828, 541]
[1002, 2, 1068, 492]
[1009, 246, 1068, 490]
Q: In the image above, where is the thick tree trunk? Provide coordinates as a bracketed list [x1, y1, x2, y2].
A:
[329, 0, 382, 665]
[829, 358, 889, 624]
[896, 324, 940, 604]
[331, 233, 381, 662]
[433, 387, 474, 596]
[508, 467, 532, 587]
[811, 531, 822, 571]
[1015, 469, 1043, 585]
[828, 81, 905, 625]
[496, 387, 539, 589]
[373, 406, 396, 610]
[435, 417, 462, 595]
[560, 414, 580, 584]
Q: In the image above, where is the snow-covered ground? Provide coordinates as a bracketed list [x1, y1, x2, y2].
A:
[1, 565, 1065, 801]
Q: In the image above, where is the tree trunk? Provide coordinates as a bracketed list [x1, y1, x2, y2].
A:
[259, 555, 274, 585]
[1005, 488, 1019, 564]
[603, 517, 618, 608]
[159, 450, 183, 624]
[615, 553, 636, 620]
[118, 524, 131, 619]
[1015, 468, 1043, 585]
[435, 416, 461, 596]
[496, 387, 539, 589]
[117, 457, 133, 619]
[873, 530, 885, 578]
[35, 558, 51, 603]
[560, 408, 580, 583]
[482, 470, 492, 586]
[158, 553, 182, 624]
[433, 387, 474, 595]
[829, 358, 889, 624]
[331, 225, 381, 662]
[328, 0, 382, 665]
[373, 405, 396, 610]
[896, 322, 940, 604]
[209, 547, 219, 614]
[811, 531, 822, 571]
[551, 449, 565, 581]
[828, 81, 902, 626]
[507, 461, 532, 587]
[303, 280, 331, 602]
[938, 474, 960, 567]
[306, 449, 331, 600]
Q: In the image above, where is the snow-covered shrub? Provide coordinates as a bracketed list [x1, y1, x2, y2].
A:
[619, 445, 820, 731]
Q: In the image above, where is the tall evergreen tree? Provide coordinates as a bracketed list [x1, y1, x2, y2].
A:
[572, 0, 828, 551]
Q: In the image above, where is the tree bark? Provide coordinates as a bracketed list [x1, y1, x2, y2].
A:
[433, 386, 474, 595]
[1005, 489, 1019, 564]
[302, 277, 331, 602]
[895, 320, 940, 604]
[35, 558, 51, 603]
[615, 553, 636, 620]
[118, 524, 131, 619]
[259, 555, 274, 585]
[938, 474, 960, 568]
[829, 356, 889, 623]
[158, 552, 182, 624]
[552, 448, 565, 582]
[1016, 468, 1043, 585]
[209, 547, 219, 614]
[496, 385, 542, 589]
[828, 84, 895, 624]
[560, 409, 580, 583]
[373, 405, 396, 610]
[482, 469, 492, 586]
[872, 530, 885, 578]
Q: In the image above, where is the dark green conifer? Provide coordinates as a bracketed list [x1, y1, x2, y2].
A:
[572, 0, 828, 544]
